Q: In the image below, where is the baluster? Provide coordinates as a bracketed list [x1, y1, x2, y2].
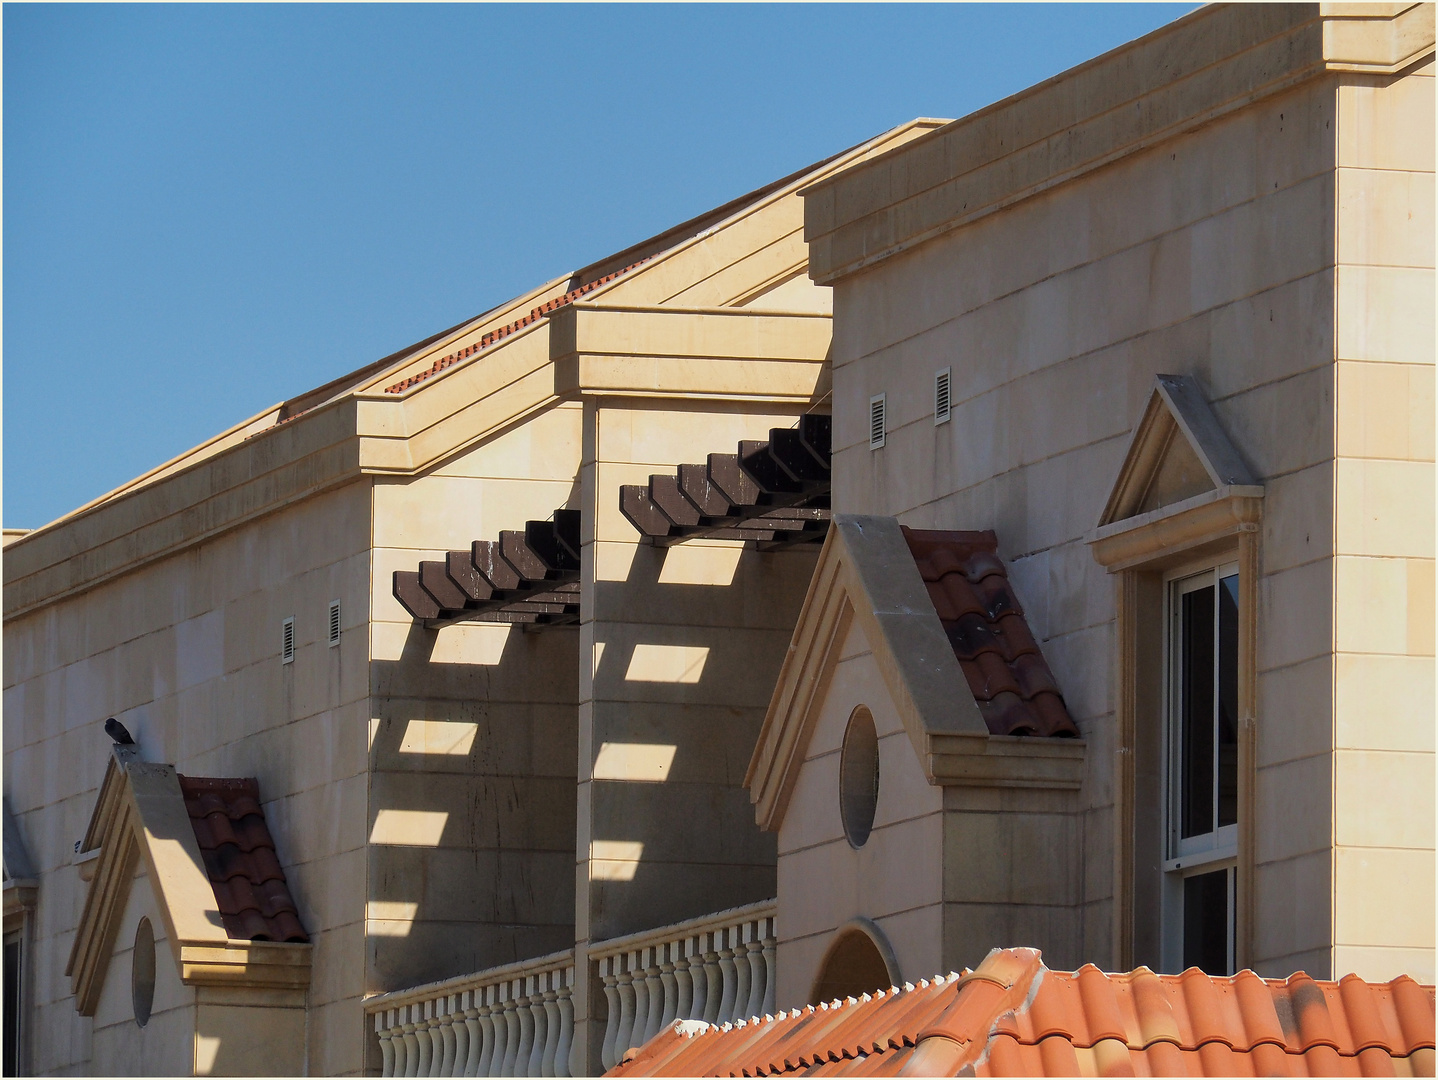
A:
[415, 1004, 434, 1077]
[395, 1008, 414, 1078]
[761, 919, 777, 1017]
[744, 928, 766, 1020]
[527, 974, 549, 1077]
[628, 950, 648, 1052]
[717, 930, 739, 1024]
[614, 953, 637, 1059]
[642, 948, 665, 1044]
[402, 1008, 422, 1078]
[499, 983, 521, 1077]
[701, 934, 722, 1024]
[733, 925, 755, 1021]
[553, 968, 575, 1079]
[674, 938, 694, 1021]
[378, 1011, 398, 1077]
[482, 985, 505, 1078]
[462, 991, 483, 1077]
[539, 974, 560, 1077]
[515, 980, 536, 1077]
[599, 957, 621, 1072]
[439, 995, 458, 1077]
[659, 943, 679, 1030]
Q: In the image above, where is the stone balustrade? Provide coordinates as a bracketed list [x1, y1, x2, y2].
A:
[366, 949, 576, 1078]
[590, 899, 777, 1072]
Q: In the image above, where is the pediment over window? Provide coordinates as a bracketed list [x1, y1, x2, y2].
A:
[1090, 376, 1263, 572]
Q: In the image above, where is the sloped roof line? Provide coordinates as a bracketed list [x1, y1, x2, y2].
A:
[382, 257, 652, 395]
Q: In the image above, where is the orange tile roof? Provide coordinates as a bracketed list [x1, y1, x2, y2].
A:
[178, 775, 307, 943]
[383, 257, 650, 394]
[608, 948, 1435, 1077]
[903, 528, 1080, 739]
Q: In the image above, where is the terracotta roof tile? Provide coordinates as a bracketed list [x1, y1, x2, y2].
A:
[902, 528, 1080, 738]
[383, 258, 650, 395]
[177, 775, 307, 943]
[608, 949, 1435, 1077]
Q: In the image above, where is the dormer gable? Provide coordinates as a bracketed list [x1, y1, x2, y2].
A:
[745, 516, 1085, 833]
[66, 747, 309, 1016]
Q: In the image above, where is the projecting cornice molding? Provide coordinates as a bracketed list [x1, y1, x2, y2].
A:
[745, 516, 1085, 833]
[1089, 374, 1263, 572]
[803, 3, 1436, 285]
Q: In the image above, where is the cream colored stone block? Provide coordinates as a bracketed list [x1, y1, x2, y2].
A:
[1332, 945, 1436, 984]
[371, 475, 573, 550]
[1261, 559, 1333, 670]
[1337, 360, 1436, 462]
[430, 401, 582, 481]
[1335, 653, 1436, 752]
[1337, 167, 1436, 269]
[1337, 74, 1437, 172]
[1334, 749, 1435, 849]
[1258, 656, 1334, 767]
[778, 749, 844, 856]
[1336, 265, 1437, 365]
[595, 405, 799, 468]
[1335, 555, 1434, 655]
[195, 999, 308, 1076]
[1334, 846, 1435, 949]
[1335, 459, 1435, 557]
[1256, 754, 1333, 863]
[1253, 849, 1331, 964]
[1262, 465, 1334, 574]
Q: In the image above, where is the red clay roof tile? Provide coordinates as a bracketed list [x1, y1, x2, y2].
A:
[608, 949, 1435, 1077]
[903, 528, 1079, 739]
[177, 775, 307, 943]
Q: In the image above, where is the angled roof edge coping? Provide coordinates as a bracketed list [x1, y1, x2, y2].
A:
[4, 125, 943, 617]
[1089, 374, 1263, 571]
[65, 748, 309, 1015]
[746, 516, 1084, 832]
[803, 3, 1436, 284]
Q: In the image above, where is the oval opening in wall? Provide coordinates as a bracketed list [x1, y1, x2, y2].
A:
[839, 706, 880, 848]
[132, 917, 156, 1028]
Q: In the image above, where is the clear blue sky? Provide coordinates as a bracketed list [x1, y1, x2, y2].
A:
[4, 3, 1195, 530]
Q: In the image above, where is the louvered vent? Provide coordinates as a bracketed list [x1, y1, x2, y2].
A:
[328, 601, 341, 647]
[869, 394, 886, 450]
[934, 367, 952, 425]
[281, 617, 295, 664]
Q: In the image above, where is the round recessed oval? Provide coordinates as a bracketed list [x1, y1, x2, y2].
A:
[839, 706, 880, 848]
[132, 917, 156, 1028]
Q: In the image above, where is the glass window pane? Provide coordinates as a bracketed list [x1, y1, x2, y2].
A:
[1183, 869, 1233, 974]
[1180, 585, 1215, 839]
[1218, 574, 1240, 828]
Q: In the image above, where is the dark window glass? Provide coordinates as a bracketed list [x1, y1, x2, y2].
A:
[1183, 869, 1232, 974]
[1217, 574, 1240, 828]
[839, 708, 880, 848]
[1180, 586, 1215, 839]
[3, 937, 19, 1077]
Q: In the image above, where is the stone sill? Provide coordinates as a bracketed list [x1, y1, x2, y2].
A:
[926, 734, 1087, 790]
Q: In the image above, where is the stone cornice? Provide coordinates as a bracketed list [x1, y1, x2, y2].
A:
[803, 3, 1435, 285]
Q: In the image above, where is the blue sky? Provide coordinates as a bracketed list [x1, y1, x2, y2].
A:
[4, 3, 1195, 529]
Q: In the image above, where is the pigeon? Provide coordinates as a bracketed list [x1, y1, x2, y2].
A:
[104, 717, 135, 745]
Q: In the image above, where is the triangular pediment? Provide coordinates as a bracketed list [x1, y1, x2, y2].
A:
[744, 516, 994, 832]
[1099, 375, 1258, 527]
[66, 747, 230, 1016]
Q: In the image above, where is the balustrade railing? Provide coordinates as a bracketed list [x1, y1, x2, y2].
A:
[366, 949, 575, 1078]
[590, 899, 776, 1072]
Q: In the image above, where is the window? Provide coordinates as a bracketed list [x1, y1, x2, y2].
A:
[868, 394, 886, 450]
[3, 930, 20, 1075]
[328, 601, 341, 647]
[839, 707, 880, 848]
[934, 368, 952, 425]
[1163, 563, 1239, 974]
[281, 616, 295, 664]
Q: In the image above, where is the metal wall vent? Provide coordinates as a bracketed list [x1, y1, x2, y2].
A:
[328, 601, 341, 647]
[869, 394, 886, 450]
[281, 617, 295, 664]
[935, 367, 952, 425]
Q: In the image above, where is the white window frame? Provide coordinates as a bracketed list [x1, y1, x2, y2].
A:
[1160, 557, 1240, 974]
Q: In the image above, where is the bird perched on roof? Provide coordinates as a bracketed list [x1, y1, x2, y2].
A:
[104, 717, 135, 745]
